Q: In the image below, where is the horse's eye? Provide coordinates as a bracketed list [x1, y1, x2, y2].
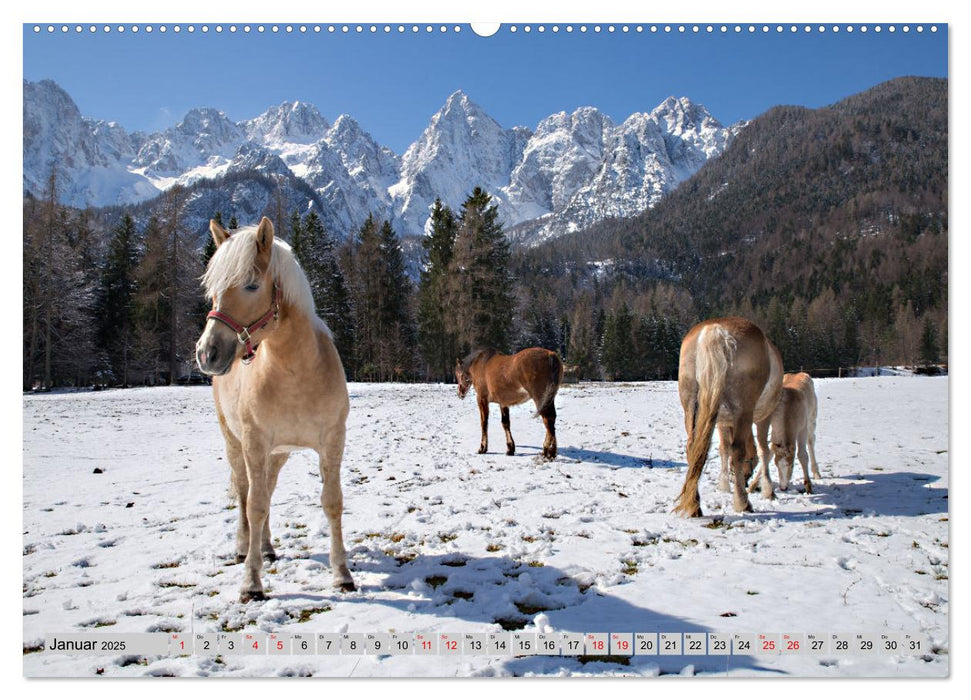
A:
[244, 283, 260, 292]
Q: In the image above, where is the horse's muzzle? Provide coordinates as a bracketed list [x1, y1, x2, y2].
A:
[196, 334, 235, 376]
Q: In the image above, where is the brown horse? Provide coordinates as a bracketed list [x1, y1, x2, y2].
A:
[195, 217, 354, 602]
[455, 347, 563, 460]
[675, 317, 783, 517]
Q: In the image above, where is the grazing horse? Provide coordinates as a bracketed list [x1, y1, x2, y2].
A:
[750, 372, 820, 494]
[195, 217, 354, 602]
[675, 317, 783, 517]
[455, 347, 563, 460]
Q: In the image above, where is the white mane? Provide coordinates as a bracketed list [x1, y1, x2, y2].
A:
[201, 225, 317, 320]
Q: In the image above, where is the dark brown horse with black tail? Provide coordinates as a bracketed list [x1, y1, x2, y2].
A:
[455, 347, 563, 460]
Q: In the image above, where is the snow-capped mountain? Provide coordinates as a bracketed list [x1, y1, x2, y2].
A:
[23, 79, 740, 245]
[389, 90, 532, 236]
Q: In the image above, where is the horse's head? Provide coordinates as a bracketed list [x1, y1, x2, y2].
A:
[196, 217, 279, 376]
[455, 358, 473, 399]
[771, 441, 796, 490]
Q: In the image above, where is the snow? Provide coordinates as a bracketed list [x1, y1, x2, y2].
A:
[23, 377, 948, 677]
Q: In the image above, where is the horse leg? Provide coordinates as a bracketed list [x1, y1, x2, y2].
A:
[318, 426, 355, 591]
[219, 425, 250, 563]
[501, 406, 515, 455]
[797, 433, 812, 494]
[808, 426, 821, 480]
[729, 418, 756, 513]
[717, 423, 732, 492]
[477, 396, 489, 454]
[754, 427, 775, 501]
[749, 418, 771, 494]
[260, 453, 287, 562]
[240, 443, 271, 603]
[540, 405, 557, 460]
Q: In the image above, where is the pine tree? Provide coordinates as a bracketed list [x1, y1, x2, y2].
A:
[601, 303, 634, 381]
[351, 214, 382, 380]
[919, 317, 940, 366]
[228, 215, 239, 230]
[134, 187, 202, 384]
[299, 211, 354, 374]
[22, 165, 99, 388]
[376, 220, 417, 380]
[202, 212, 222, 269]
[566, 295, 598, 380]
[417, 199, 459, 380]
[97, 214, 143, 385]
[447, 187, 514, 354]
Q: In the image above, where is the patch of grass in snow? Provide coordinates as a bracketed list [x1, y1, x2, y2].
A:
[439, 533, 458, 543]
[486, 543, 503, 552]
[425, 575, 447, 589]
[23, 643, 44, 655]
[621, 560, 639, 575]
[526, 561, 544, 568]
[515, 602, 555, 616]
[494, 616, 529, 631]
[632, 537, 659, 546]
[577, 655, 630, 666]
[152, 560, 182, 569]
[43, 571, 57, 578]
[157, 581, 196, 589]
[293, 606, 332, 623]
[452, 590, 474, 600]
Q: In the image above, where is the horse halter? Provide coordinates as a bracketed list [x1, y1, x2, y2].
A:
[206, 284, 282, 365]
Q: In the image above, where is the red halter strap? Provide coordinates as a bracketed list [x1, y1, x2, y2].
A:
[206, 284, 281, 365]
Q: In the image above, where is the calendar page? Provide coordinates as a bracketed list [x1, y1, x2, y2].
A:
[21, 4, 949, 680]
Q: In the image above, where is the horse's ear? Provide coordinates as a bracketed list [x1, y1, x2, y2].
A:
[210, 219, 230, 247]
[254, 217, 275, 271]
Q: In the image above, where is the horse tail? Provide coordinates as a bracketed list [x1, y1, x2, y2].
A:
[676, 325, 734, 514]
[533, 351, 563, 418]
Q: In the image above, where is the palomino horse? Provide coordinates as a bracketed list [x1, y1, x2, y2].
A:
[195, 217, 354, 602]
[750, 372, 820, 494]
[455, 347, 563, 460]
[675, 317, 783, 517]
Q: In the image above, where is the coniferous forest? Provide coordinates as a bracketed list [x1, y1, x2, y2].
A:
[22, 77, 947, 390]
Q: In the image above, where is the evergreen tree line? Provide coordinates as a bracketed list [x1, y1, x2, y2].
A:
[22, 180, 525, 388]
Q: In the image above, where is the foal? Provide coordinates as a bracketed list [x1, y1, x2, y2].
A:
[750, 372, 821, 494]
[455, 347, 563, 460]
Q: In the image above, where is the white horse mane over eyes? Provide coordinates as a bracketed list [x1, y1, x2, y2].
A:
[201, 225, 316, 318]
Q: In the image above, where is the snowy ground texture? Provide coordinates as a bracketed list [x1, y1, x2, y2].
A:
[23, 377, 949, 677]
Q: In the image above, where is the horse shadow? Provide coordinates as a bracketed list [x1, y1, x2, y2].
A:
[300, 549, 777, 676]
[521, 445, 686, 470]
[752, 471, 947, 521]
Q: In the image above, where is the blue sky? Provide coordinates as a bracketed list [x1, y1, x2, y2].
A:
[23, 23, 948, 153]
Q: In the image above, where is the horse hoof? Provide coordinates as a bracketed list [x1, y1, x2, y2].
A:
[235, 554, 246, 564]
[477, 446, 487, 454]
[506, 447, 515, 456]
[337, 580, 357, 593]
[262, 549, 277, 563]
[239, 590, 267, 604]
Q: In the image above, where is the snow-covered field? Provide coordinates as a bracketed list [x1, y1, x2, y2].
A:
[23, 377, 949, 677]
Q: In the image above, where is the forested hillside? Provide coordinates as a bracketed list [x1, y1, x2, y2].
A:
[513, 77, 948, 376]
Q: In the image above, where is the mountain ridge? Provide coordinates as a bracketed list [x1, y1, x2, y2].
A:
[23, 79, 738, 243]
